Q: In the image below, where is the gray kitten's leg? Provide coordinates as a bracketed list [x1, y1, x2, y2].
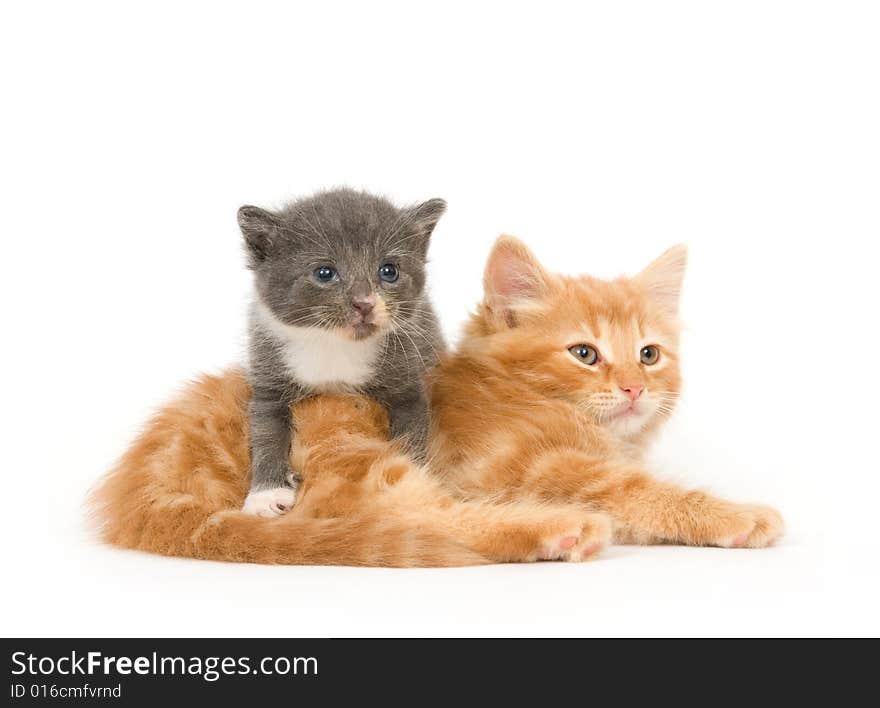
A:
[384, 387, 431, 464]
[242, 396, 300, 517]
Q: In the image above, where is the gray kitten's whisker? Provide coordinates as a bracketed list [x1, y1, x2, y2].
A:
[397, 326, 442, 363]
[393, 320, 438, 358]
[394, 322, 429, 373]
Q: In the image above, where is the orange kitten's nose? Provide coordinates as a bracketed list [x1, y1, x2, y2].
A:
[620, 384, 644, 401]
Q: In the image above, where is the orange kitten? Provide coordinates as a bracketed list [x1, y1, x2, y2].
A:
[430, 236, 784, 548]
[89, 369, 611, 566]
[91, 237, 782, 564]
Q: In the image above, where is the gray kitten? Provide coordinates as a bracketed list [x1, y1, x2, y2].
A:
[237, 188, 447, 517]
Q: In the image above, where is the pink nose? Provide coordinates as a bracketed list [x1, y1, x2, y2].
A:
[352, 295, 375, 316]
[620, 384, 644, 401]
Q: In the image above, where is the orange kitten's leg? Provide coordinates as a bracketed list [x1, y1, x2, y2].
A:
[423, 498, 613, 562]
[511, 449, 784, 548]
[375, 459, 613, 563]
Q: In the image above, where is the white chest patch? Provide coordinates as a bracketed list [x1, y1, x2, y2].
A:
[256, 302, 381, 389]
[280, 327, 381, 389]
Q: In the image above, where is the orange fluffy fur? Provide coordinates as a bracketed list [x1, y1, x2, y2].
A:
[90, 237, 782, 565]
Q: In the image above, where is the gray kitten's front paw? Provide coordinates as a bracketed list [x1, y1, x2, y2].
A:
[241, 484, 298, 518]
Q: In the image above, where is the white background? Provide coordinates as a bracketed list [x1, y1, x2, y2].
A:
[1, 1, 878, 637]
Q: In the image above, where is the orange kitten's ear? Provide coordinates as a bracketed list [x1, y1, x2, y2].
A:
[483, 235, 549, 327]
[635, 244, 688, 316]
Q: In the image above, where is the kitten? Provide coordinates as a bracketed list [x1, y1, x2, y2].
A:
[431, 236, 784, 548]
[89, 234, 783, 565]
[89, 369, 612, 565]
[238, 188, 448, 517]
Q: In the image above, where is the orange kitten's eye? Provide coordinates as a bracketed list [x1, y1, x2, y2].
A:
[569, 345, 599, 365]
[640, 345, 660, 365]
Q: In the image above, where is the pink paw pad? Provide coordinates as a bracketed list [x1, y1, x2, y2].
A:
[581, 542, 603, 559]
[559, 536, 578, 550]
[732, 533, 749, 547]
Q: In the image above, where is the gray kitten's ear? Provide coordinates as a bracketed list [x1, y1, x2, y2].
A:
[402, 198, 447, 255]
[410, 198, 447, 233]
[238, 205, 282, 265]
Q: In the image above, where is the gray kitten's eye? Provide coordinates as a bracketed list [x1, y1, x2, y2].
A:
[378, 263, 399, 283]
[569, 344, 599, 365]
[314, 266, 337, 283]
[640, 345, 660, 365]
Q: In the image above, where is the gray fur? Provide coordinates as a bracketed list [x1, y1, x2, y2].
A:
[239, 188, 447, 499]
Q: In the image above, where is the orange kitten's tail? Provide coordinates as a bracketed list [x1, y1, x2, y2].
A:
[195, 511, 487, 567]
[88, 471, 489, 568]
[89, 487, 487, 567]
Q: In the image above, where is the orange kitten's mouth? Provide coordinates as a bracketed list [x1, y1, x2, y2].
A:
[608, 405, 637, 420]
[604, 400, 637, 419]
[604, 400, 653, 430]
[580, 397, 652, 429]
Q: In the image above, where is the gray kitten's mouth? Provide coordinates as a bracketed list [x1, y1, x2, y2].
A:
[345, 321, 381, 341]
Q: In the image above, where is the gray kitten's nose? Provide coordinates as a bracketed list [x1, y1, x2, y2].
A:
[352, 295, 375, 317]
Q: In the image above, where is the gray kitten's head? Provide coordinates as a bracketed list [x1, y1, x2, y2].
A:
[239, 188, 446, 341]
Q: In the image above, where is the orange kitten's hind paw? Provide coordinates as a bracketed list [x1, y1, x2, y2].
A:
[717, 504, 785, 549]
[541, 512, 613, 562]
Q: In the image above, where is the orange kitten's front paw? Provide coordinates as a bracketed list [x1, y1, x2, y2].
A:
[735, 505, 785, 548]
[715, 504, 785, 549]
[541, 512, 613, 562]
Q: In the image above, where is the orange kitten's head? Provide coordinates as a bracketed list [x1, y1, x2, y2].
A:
[469, 236, 687, 441]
